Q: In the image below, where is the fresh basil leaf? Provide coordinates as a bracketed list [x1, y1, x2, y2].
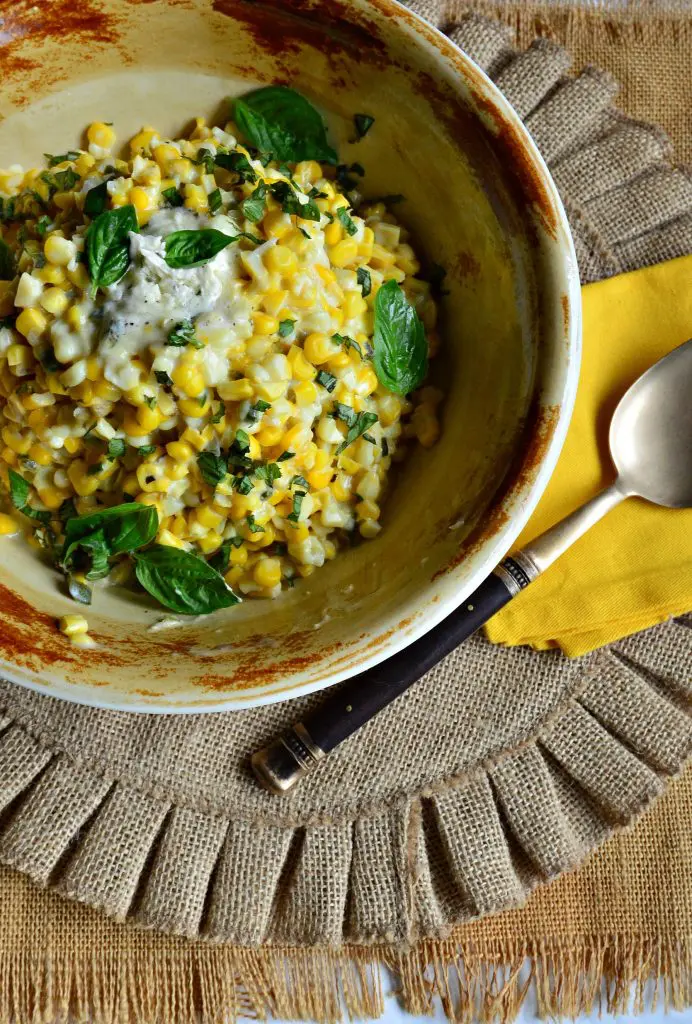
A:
[277, 450, 294, 462]
[133, 544, 239, 614]
[107, 438, 127, 459]
[208, 539, 232, 574]
[167, 319, 203, 348]
[197, 451, 227, 488]
[39, 347, 61, 373]
[278, 319, 295, 338]
[208, 187, 223, 214]
[36, 216, 52, 236]
[45, 151, 80, 168]
[154, 369, 173, 387]
[233, 86, 337, 164]
[51, 168, 80, 193]
[63, 502, 158, 566]
[254, 462, 281, 486]
[290, 474, 309, 489]
[246, 514, 264, 534]
[135, 445, 157, 456]
[194, 148, 216, 174]
[336, 206, 357, 236]
[86, 462, 104, 476]
[86, 204, 138, 295]
[213, 150, 256, 183]
[286, 490, 306, 523]
[84, 180, 109, 217]
[68, 575, 92, 605]
[335, 411, 378, 455]
[241, 182, 267, 222]
[233, 429, 250, 452]
[333, 333, 362, 357]
[58, 498, 78, 523]
[357, 267, 371, 297]
[161, 186, 184, 208]
[0, 239, 14, 280]
[8, 469, 30, 510]
[210, 404, 225, 424]
[269, 181, 320, 221]
[333, 401, 357, 428]
[316, 369, 336, 392]
[373, 279, 427, 395]
[252, 399, 271, 413]
[164, 228, 237, 269]
[233, 474, 253, 495]
[353, 113, 375, 140]
[79, 528, 111, 580]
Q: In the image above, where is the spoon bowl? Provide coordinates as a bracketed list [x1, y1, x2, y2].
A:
[610, 339, 692, 508]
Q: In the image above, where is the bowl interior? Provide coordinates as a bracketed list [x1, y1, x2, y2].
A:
[0, 0, 577, 710]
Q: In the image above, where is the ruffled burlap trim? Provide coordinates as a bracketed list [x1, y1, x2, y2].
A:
[0, 10, 688, 952]
[0, 620, 688, 945]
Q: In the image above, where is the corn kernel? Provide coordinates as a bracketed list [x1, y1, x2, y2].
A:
[87, 122, 116, 149]
[166, 440, 193, 462]
[37, 485, 68, 510]
[251, 312, 279, 336]
[307, 467, 333, 489]
[229, 543, 247, 567]
[37, 264, 66, 286]
[253, 557, 281, 588]
[329, 239, 358, 268]
[287, 346, 316, 381]
[256, 424, 283, 446]
[196, 531, 222, 554]
[303, 333, 336, 365]
[196, 504, 224, 530]
[28, 443, 52, 467]
[0, 513, 17, 535]
[262, 211, 293, 239]
[224, 566, 244, 587]
[74, 153, 95, 177]
[293, 381, 318, 406]
[39, 287, 69, 317]
[130, 128, 158, 154]
[59, 614, 89, 637]
[44, 235, 76, 266]
[264, 245, 298, 277]
[15, 307, 48, 340]
[343, 292, 367, 319]
[324, 221, 342, 246]
[158, 528, 186, 550]
[2, 427, 30, 455]
[171, 361, 206, 398]
[178, 395, 210, 417]
[180, 427, 206, 451]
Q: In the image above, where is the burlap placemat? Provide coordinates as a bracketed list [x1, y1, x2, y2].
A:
[0, 2, 690, 1021]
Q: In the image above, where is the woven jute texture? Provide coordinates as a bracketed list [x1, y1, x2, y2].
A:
[0, 3, 690, 1021]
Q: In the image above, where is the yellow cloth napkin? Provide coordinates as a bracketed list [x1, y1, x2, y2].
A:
[485, 254, 692, 657]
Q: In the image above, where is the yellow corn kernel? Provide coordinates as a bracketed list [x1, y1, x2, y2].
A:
[197, 532, 222, 554]
[222, 544, 243, 568]
[303, 333, 336, 365]
[327, 350, 350, 371]
[130, 128, 158, 154]
[39, 286, 69, 317]
[253, 557, 281, 588]
[15, 307, 48, 340]
[44, 235, 76, 266]
[264, 245, 298, 277]
[74, 153, 95, 177]
[36, 264, 66, 286]
[130, 187, 154, 223]
[166, 440, 193, 463]
[356, 499, 381, 521]
[307, 466, 333, 489]
[378, 393, 402, 427]
[65, 305, 86, 332]
[343, 292, 367, 319]
[169, 158, 195, 183]
[0, 446, 17, 467]
[0, 512, 17, 536]
[122, 411, 149, 438]
[281, 423, 311, 454]
[224, 565, 244, 587]
[231, 492, 260, 518]
[63, 436, 83, 455]
[256, 424, 283, 447]
[84, 356, 101, 382]
[1, 427, 30, 455]
[339, 454, 360, 475]
[329, 239, 358, 268]
[262, 210, 293, 239]
[167, 461, 188, 481]
[28, 443, 52, 467]
[152, 143, 179, 168]
[295, 160, 322, 184]
[370, 243, 396, 268]
[28, 408, 51, 430]
[157, 528, 186, 550]
[94, 379, 121, 402]
[357, 367, 379, 396]
[180, 427, 206, 451]
[70, 380, 94, 405]
[252, 380, 284, 403]
[287, 346, 316, 381]
[324, 221, 342, 246]
[297, 563, 315, 577]
[290, 284, 316, 310]
[67, 460, 99, 497]
[37, 485, 68, 510]
[6, 343, 31, 369]
[195, 504, 223, 530]
[293, 380, 318, 407]
[178, 395, 210, 417]
[261, 289, 288, 317]
[251, 312, 279, 336]
[183, 183, 207, 213]
[171, 360, 205, 398]
[135, 404, 162, 431]
[332, 473, 352, 502]
[217, 378, 253, 402]
[59, 614, 89, 637]
[87, 122, 116, 149]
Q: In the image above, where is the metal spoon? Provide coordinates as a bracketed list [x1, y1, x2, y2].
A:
[252, 339, 692, 794]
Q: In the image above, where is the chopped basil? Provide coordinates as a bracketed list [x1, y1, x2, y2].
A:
[241, 181, 267, 222]
[373, 279, 427, 395]
[86, 462, 104, 476]
[143, 395, 157, 409]
[233, 474, 253, 495]
[254, 462, 281, 486]
[167, 319, 203, 348]
[8, 469, 51, 523]
[269, 181, 320, 221]
[154, 369, 173, 387]
[196, 390, 208, 407]
[381, 437, 389, 457]
[45, 151, 80, 168]
[299, 227, 311, 239]
[161, 186, 184, 208]
[210, 404, 225, 424]
[286, 490, 306, 523]
[290, 474, 309, 489]
[194, 148, 216, 174]
[208, 539, 232, 574]
[252, 399, 271, 413]
[135, 445, 157, 456]
[133, 544, 239, 614]
[316, 369, 336, 392]
[233, 86, 337, 164]
[41, 167, 80, 194]
[336, 207, 358, 237]
[336, 162, 365, 192]
[333, 333, 362, 357]
[36, 216, 52, 236]
[333, 401, 357, 427]
[86, 204, 138, 295]
[67, 575, 92, 605]
[277, 450, 294, 462]
[0, 240, 15, 280]
[197, 451, 227, 488]
[353, 113, 375, 140]
[357, 267, 371, 297]
[107, 438, 127, 459]
[246, 514, 264, 534]
[164, 228, 239, 269]
[84, 180, 109, 217]
[335, 411, 378, 455]
[39, 347, 61, 373]
[234, 429, 250, 452]
[214, 150, 257, 183]
[362, 432, 376, 444]
[208, 188, 223, 214]
[278, 319, 295, 338]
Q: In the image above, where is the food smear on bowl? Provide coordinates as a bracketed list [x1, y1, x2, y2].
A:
[0, 88, 442, 625]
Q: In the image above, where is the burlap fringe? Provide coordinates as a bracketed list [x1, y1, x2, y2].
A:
[0, 936, 689, 1023]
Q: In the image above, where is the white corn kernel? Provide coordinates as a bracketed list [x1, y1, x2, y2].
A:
[14, 272, 44, 308]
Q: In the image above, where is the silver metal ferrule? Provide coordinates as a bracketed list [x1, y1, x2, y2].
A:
[251, 723, 326, 794]
[494, 551, 539, 595]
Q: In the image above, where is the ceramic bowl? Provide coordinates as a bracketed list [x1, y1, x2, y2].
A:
[0, 0, 580, 711]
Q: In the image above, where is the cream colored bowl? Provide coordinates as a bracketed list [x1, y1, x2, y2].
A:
[0, 0, 580, 712]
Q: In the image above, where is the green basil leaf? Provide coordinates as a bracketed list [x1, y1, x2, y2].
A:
[86, 205, 138, 294]
[164, 229, 237, 269]
[316, 369, 336, 392]
[269, 181, 320, 221]
[233, 86, 337, 164]
[372, 279, 427, 395]
[254, 462, 281, 486]
[45, 151, 80, 168]
[197, 451, 227, 488]
[161, 186, 184, 208]
[335, 411, 379, 455]
[286, 490, 306, 523]
[208, 539, 232, 574]
[233, 474, 253, 495]
[214, 151, 257, 183]
[357, 267, 371, 297]
[84, 180, 109, 217]
[278, 319, 295, 338]
[154, 369, 173, 387]
[135, 445, 157, 456]
[8, 468, 29, 510]
[67, 575, 92, 605]
[277, 450, 294, 462]
[208, 187, 223, 214]
[336, 207, 357, 236]
[63, 502, 158, 565]
[78, 528, 111, 581]
[246, 513, 264, 534]
[107, 438, 127, 458]
[353, 113, 375, 140]
[194, 148, 216, 174]
[210, 403, 225, 424]
[133, 544, 239, 614]
[0, 239, 15, 279]
[36, 216, 52, 236]
[166, 319, 203, 348]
